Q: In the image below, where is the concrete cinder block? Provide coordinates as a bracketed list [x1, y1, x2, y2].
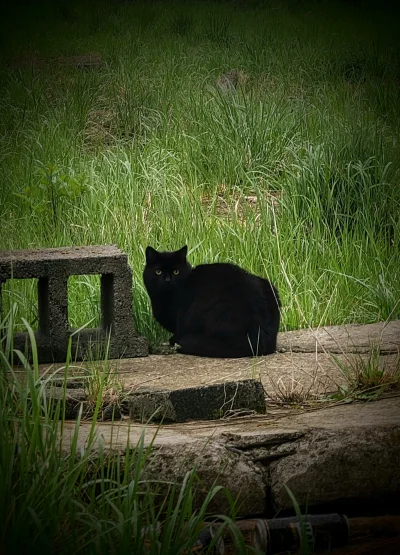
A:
[129, 379, 266, 423]
[0, 245, 148, 362]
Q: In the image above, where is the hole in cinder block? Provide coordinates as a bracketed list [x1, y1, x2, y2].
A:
[68, 274, 101, 329]
[0, 278, 39, 332]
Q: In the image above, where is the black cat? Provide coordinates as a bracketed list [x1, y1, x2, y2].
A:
[143, 246, 280, 358]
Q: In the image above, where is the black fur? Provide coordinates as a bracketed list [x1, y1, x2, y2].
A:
[143, 246, 280, 358]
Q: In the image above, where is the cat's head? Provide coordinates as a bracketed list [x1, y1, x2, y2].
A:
[143, 245, 192, 290]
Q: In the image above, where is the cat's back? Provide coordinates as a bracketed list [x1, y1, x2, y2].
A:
[185, 262, 266, 295]
[184, 262, 279, 308]
[190, 262, 249, 283]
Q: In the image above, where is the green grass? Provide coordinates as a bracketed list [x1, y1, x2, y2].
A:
[1, 0, 399, 349]
[0, 315, 250, 554]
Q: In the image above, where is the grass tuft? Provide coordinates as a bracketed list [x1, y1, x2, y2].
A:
[330, 346, 400, 401]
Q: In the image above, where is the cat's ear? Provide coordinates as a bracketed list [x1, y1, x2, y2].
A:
[177, 245, 188, 259]
[145, 246, 158, 264]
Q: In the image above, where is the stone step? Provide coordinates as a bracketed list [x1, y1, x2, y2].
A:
[58, 396, 400, 517]
[128, 379, 266, 423]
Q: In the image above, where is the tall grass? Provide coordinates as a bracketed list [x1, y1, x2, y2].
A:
[0, 0, 399, 347]
[0, 313, 247, 554]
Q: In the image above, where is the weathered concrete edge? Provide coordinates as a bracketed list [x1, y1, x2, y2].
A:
[128, 379, 266, 423]
[278, 320, 400, 354]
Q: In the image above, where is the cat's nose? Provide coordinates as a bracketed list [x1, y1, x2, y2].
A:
[164, 275, 171, 282]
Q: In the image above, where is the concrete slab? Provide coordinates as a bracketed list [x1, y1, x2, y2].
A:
[278, 320, 400, 354]
[114, 351, 398, 396]
[27, 350, 398, 409]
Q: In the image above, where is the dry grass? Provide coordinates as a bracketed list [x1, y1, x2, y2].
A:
[84, 106, 118, 146]
[215, 69, 248, 92]
[330, 346, 400, 401]
[264, 362, 322, 408]
[200, 187, 281, 223]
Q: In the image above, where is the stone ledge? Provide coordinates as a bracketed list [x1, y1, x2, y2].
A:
[58, 396, 400, 517]
[129, 379, 266, 423]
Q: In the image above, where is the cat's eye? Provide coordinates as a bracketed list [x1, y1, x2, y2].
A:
[155, 270, 162, 275]
[173, 269, 180, 275]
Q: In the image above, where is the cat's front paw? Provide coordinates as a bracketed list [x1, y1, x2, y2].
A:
[167, 336, 181, 352]
[173, 342, 182, 353]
